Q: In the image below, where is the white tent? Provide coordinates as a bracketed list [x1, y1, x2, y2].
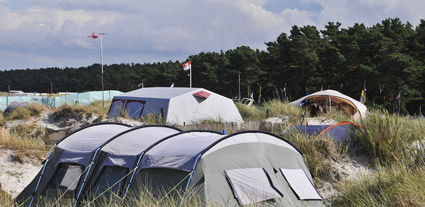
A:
[108, 87, 244, 125]
[290, 90, 367, 121]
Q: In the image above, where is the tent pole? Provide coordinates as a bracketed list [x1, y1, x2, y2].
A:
[73, 148, 101, 207]
[28, 144, 57, 207]
[122, 152, 144, 199]
[179, 154, 201, 207]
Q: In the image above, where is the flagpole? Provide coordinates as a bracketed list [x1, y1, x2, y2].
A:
[100, 34, 105, 108]
[398, 92, 401, 115]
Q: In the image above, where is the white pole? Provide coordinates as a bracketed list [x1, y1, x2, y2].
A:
[100, 34, 105, 108]
[238, 74, 241, 102]
[190, 65, 192, 88]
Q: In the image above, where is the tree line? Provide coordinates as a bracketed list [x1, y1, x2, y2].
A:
[0, 18, 424, 115]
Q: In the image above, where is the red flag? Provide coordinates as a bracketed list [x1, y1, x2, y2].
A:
[395, 92, 401, 100]
[183, 60, 191, 71]
[88, 33, 98, 39]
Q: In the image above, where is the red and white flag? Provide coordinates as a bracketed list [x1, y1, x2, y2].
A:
[395, 92, 401, 100]
[183, 60, 191, 71]
[88, 33, 98, 39]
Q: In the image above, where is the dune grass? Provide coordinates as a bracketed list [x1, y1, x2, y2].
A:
[0, 111, 5, 126]
[282, 127, 344, 186]
[5, 103, 46, 120]
[52, 101, 111, 121]
[334, 166, 425, 207]
[0, 127, 47, 163]
[236, 100, 302, 122]
[0, 186, 13, 207]
[351, 110, 425, 167]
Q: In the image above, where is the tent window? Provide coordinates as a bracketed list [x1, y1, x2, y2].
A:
[108, 99, 125, 118]
[46, 163, 84, 196]
[225, 168, 282, 206]
[90, 166, 129, 198]
[124, 100, 146, 119]
[280, 168, 322, 200]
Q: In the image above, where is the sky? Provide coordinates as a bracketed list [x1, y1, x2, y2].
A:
[0, 0, 424, 70]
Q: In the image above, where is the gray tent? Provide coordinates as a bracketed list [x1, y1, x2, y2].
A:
[15, 123, 132, 207]
[17, 124, 323, 207]
[130, 130, 324, 206]
[108, 87, 244, 125]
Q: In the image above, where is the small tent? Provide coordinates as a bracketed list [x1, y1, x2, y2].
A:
[291, 122, 359, 143]
[15, 123, 132, 207]
[108, 87, 244, 125]
[3, 102, 29, 116]
[290, 90, 367, 121]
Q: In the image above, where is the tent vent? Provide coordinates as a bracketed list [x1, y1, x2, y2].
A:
[192, 91, 211, 99]
[280, 168, 322, 200]
[225, 168, 282, 205]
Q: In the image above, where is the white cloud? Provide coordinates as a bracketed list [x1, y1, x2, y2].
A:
[0, 0, 424, 69]
[309, 0, 425, 27]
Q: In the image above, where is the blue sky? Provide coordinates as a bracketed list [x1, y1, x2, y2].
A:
[0, 0, 424, 70]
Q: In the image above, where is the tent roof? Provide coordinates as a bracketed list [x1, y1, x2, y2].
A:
[57, 123, 131, 152]
[114, 87, 204, 99]
[141, 131, 303, 172]
[290, 90, 367, 118]
[141, 131, 224, 171]
[101, 125, 181, 156]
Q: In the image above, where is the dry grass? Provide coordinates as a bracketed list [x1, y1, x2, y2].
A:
[283, 128, 344, 186]
[0, 112, 5, 126]
[351, 110, 425, 166]
[0, 185, 13, 207]
[0, 127, 47, 162]
[6, 103, 46, 120]
[51, 101, 110, 122]
[236, 100, 302, 122]
[333, 166, 425, 207]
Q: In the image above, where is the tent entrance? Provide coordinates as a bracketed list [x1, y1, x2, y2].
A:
[89, 166, 129, 199]
[44, 163, 85, 198]
[108, 99, 146, 119]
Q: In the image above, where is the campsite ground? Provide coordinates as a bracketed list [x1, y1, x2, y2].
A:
[0, 101, 424, 206]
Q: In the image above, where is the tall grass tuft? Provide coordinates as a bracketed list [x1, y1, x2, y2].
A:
[0, 111, 5, 126]
[0, 127, 47, 162]
[0, 185, 13, 207]
[283, 127, 343, 185]
[334, 166, 425, 207]
[236, 100, 302, 122]
[351, 110, 425, 166]
[236, 103, 265, 121]
[52, 101, 111, 121]
[262, 99, 302, 118]
[6, 103, 46, 120]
